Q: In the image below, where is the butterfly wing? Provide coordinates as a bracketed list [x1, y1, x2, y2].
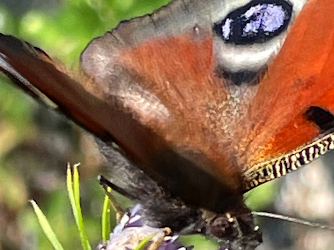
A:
[1, 0, 332, 213]
[0, 31, 243, 212]
[80, 0, 317, 198]
[243, 0, 334, 189]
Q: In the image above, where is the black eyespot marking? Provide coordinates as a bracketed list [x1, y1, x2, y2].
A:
[215, 66, 267, 86]
[305, 106, 334, 132]
[213, 0, 293, 45]
[221, 71, 259, 86]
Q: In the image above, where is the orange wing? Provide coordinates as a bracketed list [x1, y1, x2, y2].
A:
[241, 0, 334, 189]
[248, 0, 334, 162]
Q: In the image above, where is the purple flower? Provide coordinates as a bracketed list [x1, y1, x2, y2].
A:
[96, 205, 193, 250]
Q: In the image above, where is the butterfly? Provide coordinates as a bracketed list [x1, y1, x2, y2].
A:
[1, 0, 334, 249]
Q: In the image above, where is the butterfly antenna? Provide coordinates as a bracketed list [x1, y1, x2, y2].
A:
[252, 211, 334, 231]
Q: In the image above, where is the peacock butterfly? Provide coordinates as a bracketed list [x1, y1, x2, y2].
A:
[0, 0, 334, 249]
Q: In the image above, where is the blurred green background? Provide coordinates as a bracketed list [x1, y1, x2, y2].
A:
[1, 1, 333, 250]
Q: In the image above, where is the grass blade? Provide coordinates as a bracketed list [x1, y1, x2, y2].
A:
[30, 200, 64, 250]
[134, 234, 156, 250]
[66, 163, 92, 250]
[101, 192, 111, 242]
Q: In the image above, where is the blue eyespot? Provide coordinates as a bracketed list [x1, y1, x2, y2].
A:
[214, 0, 293, 45]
